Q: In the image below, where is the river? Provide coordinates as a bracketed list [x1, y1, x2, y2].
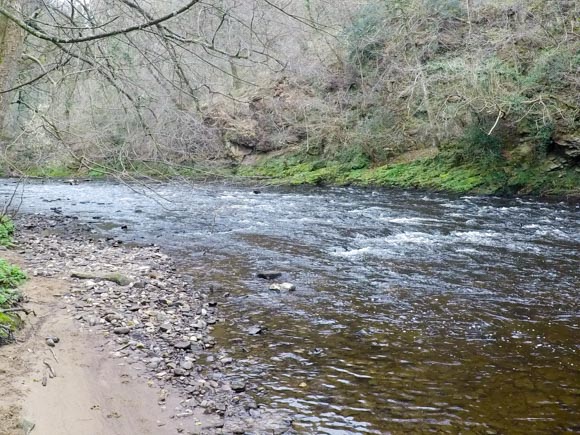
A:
[1, 179, 579, 434]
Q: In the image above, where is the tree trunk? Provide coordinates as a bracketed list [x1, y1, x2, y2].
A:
[0, 0, 24, 134]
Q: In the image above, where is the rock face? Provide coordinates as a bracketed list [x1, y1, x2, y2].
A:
[553, 134, 580, 160]
[15, 214, 294, 434]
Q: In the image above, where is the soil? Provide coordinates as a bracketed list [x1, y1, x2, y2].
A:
[0, 251, 189, 435]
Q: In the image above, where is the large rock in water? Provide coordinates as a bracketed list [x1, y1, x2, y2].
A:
[269, 283, 296, 292]
[256, 271, 282, 280]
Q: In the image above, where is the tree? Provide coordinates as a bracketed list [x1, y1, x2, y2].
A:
[0, 0, 24, 131]
[0, 0, 299, 172]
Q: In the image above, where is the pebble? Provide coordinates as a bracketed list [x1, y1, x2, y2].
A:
[173, 340, 191, 350]
[113, 327, 130, 335]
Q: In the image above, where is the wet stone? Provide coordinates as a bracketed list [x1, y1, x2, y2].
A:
[256, 271, 283, 280]
[247, 325, 263, 336]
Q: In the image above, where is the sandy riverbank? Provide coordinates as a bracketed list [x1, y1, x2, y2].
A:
[0, 214, 292, 435]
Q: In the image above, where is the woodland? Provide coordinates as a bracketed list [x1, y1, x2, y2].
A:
[0, 0, 578, 194]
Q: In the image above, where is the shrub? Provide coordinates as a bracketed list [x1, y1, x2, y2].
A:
[0, 216, 15, 247]
[0, 259, 26, 294]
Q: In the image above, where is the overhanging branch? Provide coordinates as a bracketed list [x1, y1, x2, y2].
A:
[0, 0, 200, 44]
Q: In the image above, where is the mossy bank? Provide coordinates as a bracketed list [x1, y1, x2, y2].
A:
[235, 151, 580, 197]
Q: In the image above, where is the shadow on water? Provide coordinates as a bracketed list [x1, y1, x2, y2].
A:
[1, 180, 579, 434]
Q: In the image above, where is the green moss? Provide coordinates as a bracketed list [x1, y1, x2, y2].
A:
[24, 165, 76, 178]
[236, 152, 580, 196]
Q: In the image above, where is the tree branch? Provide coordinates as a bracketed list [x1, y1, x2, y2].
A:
[0, 0, 200, 44]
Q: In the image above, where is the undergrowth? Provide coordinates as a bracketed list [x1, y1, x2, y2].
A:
[0, 216, 15, 247]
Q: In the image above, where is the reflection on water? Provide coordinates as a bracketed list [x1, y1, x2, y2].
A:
[1, 180, 579, 433]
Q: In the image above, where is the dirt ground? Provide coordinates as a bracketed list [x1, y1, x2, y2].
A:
[0, 251, 198, 435]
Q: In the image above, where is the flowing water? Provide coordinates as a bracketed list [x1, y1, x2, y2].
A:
[1, 179, 579, 434]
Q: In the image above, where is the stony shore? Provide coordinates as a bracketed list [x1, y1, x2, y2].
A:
[8, 213, 293, 434]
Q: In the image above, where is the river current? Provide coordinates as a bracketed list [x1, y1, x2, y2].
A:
[1, 179, 579, 434]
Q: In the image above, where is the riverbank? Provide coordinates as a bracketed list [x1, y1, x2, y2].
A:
[5, 147, 579, 198]
[0, 214, 292, 434]
[235, 151, 580, 197]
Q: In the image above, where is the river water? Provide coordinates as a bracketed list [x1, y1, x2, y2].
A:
[1, 180, 579, 434]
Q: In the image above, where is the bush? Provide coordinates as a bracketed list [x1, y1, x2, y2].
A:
[452, 126, 504, 165]
[0, 216, 14, 247]
[0, 259, 26, 296]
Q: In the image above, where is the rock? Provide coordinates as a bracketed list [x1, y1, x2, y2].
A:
[46, 335, 60, 343]
[45, 338, 56, 347]
[231, 380, 247, 393]
[159, 323, 172, 332]
[173, 368, 187, 377]
[113, 327, 130, 335]
[173, 340, 191, 350]
[180, 360, 194, 370]
[553, 134, 580, 160]
[268, 283, 296, 292]
[256, 271, 282, 280]
[247, 325, 263, 336]
[71, 271, 132, 286]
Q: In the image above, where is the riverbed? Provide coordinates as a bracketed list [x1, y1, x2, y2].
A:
[2, 179, 579, 434]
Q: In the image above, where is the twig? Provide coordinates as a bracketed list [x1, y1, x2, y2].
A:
[43, 360, 57, 378]
[0, 307, 34, 315]
[488, 109, 504, 136]
[49, 348, 59, 363]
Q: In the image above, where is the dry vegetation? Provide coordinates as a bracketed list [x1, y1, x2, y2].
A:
[0, 0, 578, 181]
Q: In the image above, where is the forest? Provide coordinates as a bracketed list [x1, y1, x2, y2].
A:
[0, 0, 579, 194]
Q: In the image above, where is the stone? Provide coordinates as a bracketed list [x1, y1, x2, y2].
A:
[268, 283, 296, 292]
[181, 361, 194, 370]
[173, 340, 191, 350]
[173, 368, 187, 377]
[113, 327, 130, 335]
[256, 271, 282, 280]
[247, 325, 263, 336]
[231, 380, 247, 393]
[159, 323, 172, 332]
